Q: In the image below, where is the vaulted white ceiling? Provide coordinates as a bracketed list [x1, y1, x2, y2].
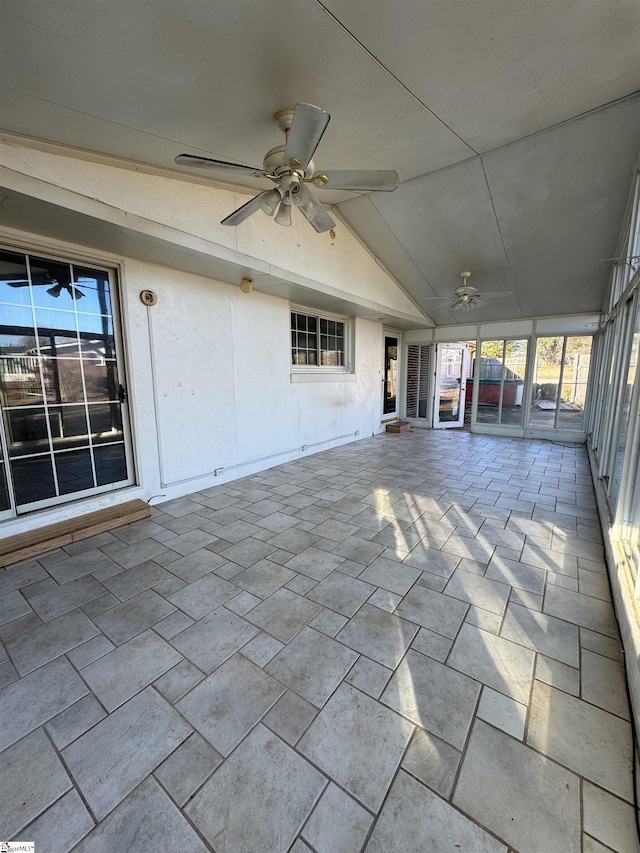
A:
[1, 0, 639, 325]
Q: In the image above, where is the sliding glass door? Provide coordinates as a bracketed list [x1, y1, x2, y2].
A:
[0, 247, 133, 517]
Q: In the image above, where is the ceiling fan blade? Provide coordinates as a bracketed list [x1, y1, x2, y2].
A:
[3, 273, 30, 284]
[316, 170, 399, 192]
[295, 187, 336, 233]
[221, 192, 272, 226]
[478, 291, 513, 298]
[472, 298, 486, 308]
[283, 104, 330, 171]
[175, 154, 263, 178]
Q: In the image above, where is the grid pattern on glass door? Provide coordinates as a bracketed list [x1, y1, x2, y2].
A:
[0, 249, 129, 511]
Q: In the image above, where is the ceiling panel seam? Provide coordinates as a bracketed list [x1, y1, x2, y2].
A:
[478, 89, 640, 158]
[478, 158, 523, 321]
[363, 194, 459, 324]
[337, 197, 437, 291]
[314, 0, 479, 157]
[330, 204, 435, 322]
[394, 91, 640, 191]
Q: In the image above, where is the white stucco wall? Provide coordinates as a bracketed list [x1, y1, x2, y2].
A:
[0, 138, 402, 533]
[1, 244, 390, 536]
[123, 259, 387, 503]
[0, 140, 425, 320]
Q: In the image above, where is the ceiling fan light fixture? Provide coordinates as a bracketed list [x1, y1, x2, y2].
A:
[290, 181, 310, 208]
[258, 189, 282, 217]
[274, 200, 292, 226]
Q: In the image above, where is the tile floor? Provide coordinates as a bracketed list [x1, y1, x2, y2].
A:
[1, 429, 639, 852]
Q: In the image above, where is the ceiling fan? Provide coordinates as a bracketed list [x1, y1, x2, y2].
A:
[5, 272, 85, 300]
[424, 271, 512, 312]
[174, 103, 399, 233]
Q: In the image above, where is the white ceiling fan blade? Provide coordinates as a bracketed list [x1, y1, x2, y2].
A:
[283, 104, 330, 171]
[472, 298, 486, 308]
[316, 170, 399, 192]
[293, 186, 336, 233]
[478, 291, 513, 298]
[221, 192, 272, 226]
[175, 154, 263, 178]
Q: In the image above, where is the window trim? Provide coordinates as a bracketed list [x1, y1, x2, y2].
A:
[290, 306, 353, 375]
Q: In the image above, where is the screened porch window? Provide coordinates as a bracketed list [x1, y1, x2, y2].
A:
[528, 335, 592, 430]
[475, 339, 528, 426]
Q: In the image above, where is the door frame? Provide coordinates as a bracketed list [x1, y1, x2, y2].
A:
[381, 329, 401, 423]
[433, 342, 469, 429]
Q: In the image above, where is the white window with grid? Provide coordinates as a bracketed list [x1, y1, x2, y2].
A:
[290, 309, 351, 373]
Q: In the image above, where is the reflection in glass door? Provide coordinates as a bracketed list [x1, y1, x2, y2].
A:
[0, 248, 133, 516]
[383, 334, 399, 417]
[434, 344, 468, 428]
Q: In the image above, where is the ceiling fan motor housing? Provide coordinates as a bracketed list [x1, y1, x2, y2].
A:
[263, 146, 315, 179]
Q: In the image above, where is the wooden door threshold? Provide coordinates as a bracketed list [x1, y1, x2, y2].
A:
[0, 499, 150, 568]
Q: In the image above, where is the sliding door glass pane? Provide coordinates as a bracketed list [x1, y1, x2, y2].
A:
[503, 340, 528, 425]
[0, 249, 131, 512]
[612, 302, 640, 506]
[529, 337, 563, 428]
[557, 337, 592, 429]
[476, 340, 503, 424]
[476, 339, 527, 425]
[0, 443, 9, 511]
[42, 357, 85, 404]
[88, 399, 123, 442]
[73, 266, 113, 318]
[11, 456, 56, 505]
[0, 354, 42, 407]
[94, 443, 127, 485]
[0, 249, 30, 306]
[56, 448, 95, 495]
[6, 407, 54, 456]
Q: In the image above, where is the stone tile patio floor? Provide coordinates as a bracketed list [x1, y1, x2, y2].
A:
[1, 429, 638, 852]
